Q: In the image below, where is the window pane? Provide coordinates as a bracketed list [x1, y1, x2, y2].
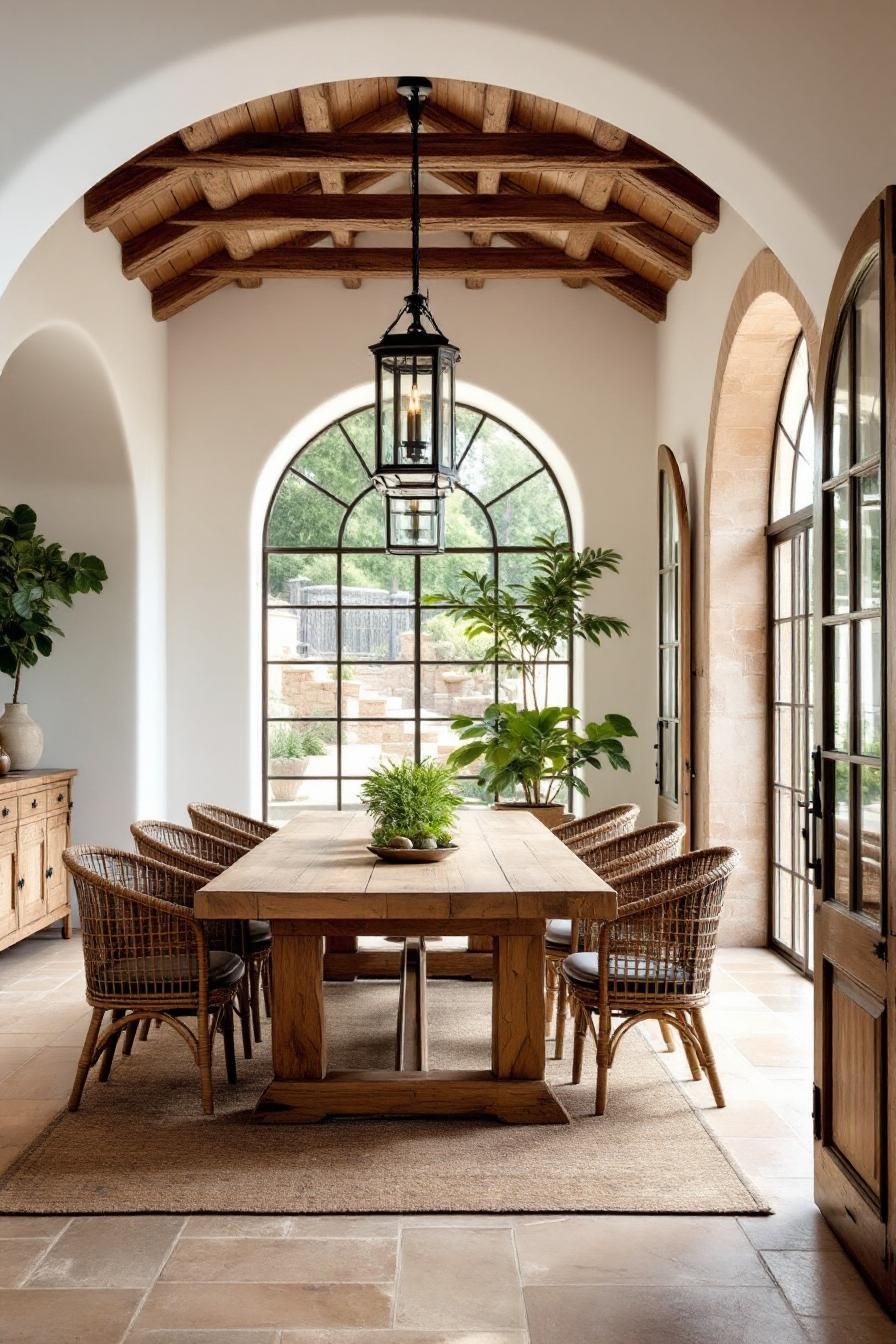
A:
[775, 622, 792, 703]
[772, 430, 795, 520]
[460, 416, 541, 500]
[776, 787, 792, 870]
[342, 489, 385, 548]
[855, 259, 881, 462]
[455, 405, 485, 459]
[267, 664, 339, 719]
[421, 608, 493, 662]
[341, 552, 414, 594]
[420, 662, 494, 717]
[444, 489, 493, 547]
[489, 472, 567, 544]
[295, 425, 370, 503]
[775, 868, 793, 947]
[858, 618, 882, 757]
[267, 721, 337, 776]
[859, 765, 882, 921]
[831, 485, 849, 613]
[794, 406, 815, 512]
[420, 552, 494, 593]
[775, 707, 792, 788]
[659, 719, 678, 801]
[502, 662, 570, 712]
[266, 555, 338, 604]
[833, 761, 850, 904]
[341, 722, 415, 776]
[830, 326, 850, 477]
[660, 646, 677, 718]
[339, 610, 415, 662]
[339, 409, 376, 472]
[859, 469, 881, 609]
[831, 623, 850, 753]
[780, 337, 809, 441]
[660, 570, 678, 643]
[776, 540, 792, 620]
[267, 475, 344, 547]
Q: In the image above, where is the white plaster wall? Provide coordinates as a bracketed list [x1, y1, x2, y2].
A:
[4, 2, 896, 312]
[165, 277, 657, 825]
[0, 205, 168, 824]
[0, 330, 137, 856]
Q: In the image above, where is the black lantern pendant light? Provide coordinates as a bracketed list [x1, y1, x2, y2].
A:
[371, 76, 460, 555]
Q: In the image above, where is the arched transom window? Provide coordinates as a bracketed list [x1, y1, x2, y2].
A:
[263, 404, 572, 819]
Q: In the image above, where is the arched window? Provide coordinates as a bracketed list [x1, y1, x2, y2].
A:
[262, 404, 572, 818]
[768, 334, 815, 973]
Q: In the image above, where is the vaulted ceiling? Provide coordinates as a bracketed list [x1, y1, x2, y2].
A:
[84, 78, 720, 323]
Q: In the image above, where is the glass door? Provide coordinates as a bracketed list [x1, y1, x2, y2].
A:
[657, 446, 691, 836]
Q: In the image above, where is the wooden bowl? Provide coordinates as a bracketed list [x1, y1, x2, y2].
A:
[368, 844, 458, 863]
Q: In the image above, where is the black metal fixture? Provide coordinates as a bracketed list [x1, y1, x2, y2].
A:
[370, 76, 460, 554]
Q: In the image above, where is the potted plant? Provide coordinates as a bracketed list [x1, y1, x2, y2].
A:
[360, 757, 463, 854]
[0, 504, 107, 769]
[425, 532, 636, 826]
[268, 724, 327, 801]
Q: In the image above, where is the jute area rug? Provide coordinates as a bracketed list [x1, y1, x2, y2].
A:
[0, 979, 767, 1215]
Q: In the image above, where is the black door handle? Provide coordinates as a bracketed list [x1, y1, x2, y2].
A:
[45, 867, 53, 879]
[16, 877, 24, 890]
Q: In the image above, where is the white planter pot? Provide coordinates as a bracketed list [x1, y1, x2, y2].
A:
[0, 703, 44, 771]
[269, 756, 309, 802]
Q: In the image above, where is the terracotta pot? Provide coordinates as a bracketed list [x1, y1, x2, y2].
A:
[0, 703, 44, 771]
[492, 801, 573, 830]
[269, 756, 309, 802]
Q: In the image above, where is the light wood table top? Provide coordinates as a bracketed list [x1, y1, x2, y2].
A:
[196, 807, 616, 925]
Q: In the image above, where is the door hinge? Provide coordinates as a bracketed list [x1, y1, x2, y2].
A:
[812, 1084, 822, 1141]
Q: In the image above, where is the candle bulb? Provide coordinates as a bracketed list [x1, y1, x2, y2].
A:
[407, 383, 422, 443]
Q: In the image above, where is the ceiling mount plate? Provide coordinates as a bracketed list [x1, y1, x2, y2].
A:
[396, 77, 432, 102]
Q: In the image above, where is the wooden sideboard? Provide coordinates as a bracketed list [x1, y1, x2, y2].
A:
[0, 769, 76, 953]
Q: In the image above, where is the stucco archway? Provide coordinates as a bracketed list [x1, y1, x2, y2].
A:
[698, 250, 819, 944]
[0, 325, 138, 860]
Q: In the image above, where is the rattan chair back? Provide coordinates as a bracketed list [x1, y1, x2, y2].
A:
[64, 846, 208, 1007]
[579, 822, 686, 881]
[131, 819, 248, 878]
[551, 803, 640, 853]
[188, 803, 276, 848]
[601, 846, 739, 1002]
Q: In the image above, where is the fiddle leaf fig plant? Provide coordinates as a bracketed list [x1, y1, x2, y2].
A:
[0, 504, 107, 702]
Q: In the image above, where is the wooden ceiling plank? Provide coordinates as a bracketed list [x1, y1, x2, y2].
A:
[299, 83, 361, 288]
[151, 273, 232, 321]
[469, 84, 514, 289]
[192, 246, 629, 281]
[141, 133, 668, 175]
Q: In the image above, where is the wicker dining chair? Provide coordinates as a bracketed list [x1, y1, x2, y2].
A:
[545, 822, 686, 1058]
[560, 847, 740, 1114]
[188, 803, 276, 849]
[551, 803, 640, 854]
[131, 820, 271, 1058]
[63, 846, 244, 1115]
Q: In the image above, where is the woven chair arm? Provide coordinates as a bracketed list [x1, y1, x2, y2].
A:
[106, 881, 206, 928]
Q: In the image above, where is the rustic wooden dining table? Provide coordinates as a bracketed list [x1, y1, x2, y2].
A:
[196, 807, 616, 1125]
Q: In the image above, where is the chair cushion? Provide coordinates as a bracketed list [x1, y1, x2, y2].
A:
[545, 918, 573, 948]
[248, 920, 272, 952]
[102, 949, 244, 995]
[562, 950, 690, 994]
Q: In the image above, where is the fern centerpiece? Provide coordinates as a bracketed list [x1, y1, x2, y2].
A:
[360, 758, 463, 852]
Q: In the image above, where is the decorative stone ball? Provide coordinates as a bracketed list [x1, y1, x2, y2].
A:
[414, 836, 438, 850]
[387, 835, 414, 849]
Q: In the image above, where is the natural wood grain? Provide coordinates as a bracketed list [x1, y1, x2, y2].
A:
[492, 934, 546, 1079]
[192, 247, 627, 282]
[0, 769, 76, 954]
[271, 933, 326, 1080]
[142, 133, 668, 175]
[298, 83, 360, 288]
[468, 83, 514, 288]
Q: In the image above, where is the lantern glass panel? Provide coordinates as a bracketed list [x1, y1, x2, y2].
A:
[397, 354, 435, 469]
[386, 494, 444, 555]
[439, 351, 456, 472]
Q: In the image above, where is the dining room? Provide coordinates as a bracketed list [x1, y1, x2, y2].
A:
[0, 17, 895, 1340]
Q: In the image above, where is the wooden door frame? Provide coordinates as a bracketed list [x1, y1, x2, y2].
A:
[657, 444, 692, 839]
[813, 189, 894, 1305]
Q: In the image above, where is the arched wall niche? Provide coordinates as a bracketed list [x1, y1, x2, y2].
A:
[0, 324, 139, 869]
[698, 249, 819, 944]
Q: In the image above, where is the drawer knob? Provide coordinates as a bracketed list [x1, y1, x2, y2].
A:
[16, 877, 24, 890]
[56, 793, 63, 802]
[45, 866, 54, 879]
[1, 807, 8, 818]
[31, 799, 38, 809]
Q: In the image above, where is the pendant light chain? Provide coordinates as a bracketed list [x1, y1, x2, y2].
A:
[409, 84, 422, 313]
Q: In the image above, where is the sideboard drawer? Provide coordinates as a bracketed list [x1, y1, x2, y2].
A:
[0, 796, 17, 825]
[20, 790, 46, 819]
[46, 784, 70, 814]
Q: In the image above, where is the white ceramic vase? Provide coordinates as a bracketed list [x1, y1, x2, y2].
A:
[269, 756, 308, 802]
[0, 703, 44, 771]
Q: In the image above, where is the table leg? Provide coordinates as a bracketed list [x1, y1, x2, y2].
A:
[395, 936, 428, 1071]
[490, 934, 569, 1123]
[270, 931, 326, 1081]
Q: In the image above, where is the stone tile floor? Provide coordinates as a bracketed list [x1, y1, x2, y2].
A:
[0, 931, 893, 1342]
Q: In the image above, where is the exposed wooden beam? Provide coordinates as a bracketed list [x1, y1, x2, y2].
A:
[299, 84, 360, 288]
[496, 233, 666, 321]
[151, 273, 232, 322]
[192, 246, 628, 282]
[142, 133, 668, 175]
[469, 84, 514, 289]
[84, 139, 192, 230]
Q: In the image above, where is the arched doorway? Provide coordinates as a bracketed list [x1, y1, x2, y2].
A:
[0, 326, 138, 854]
[700, 251, 819, 943]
